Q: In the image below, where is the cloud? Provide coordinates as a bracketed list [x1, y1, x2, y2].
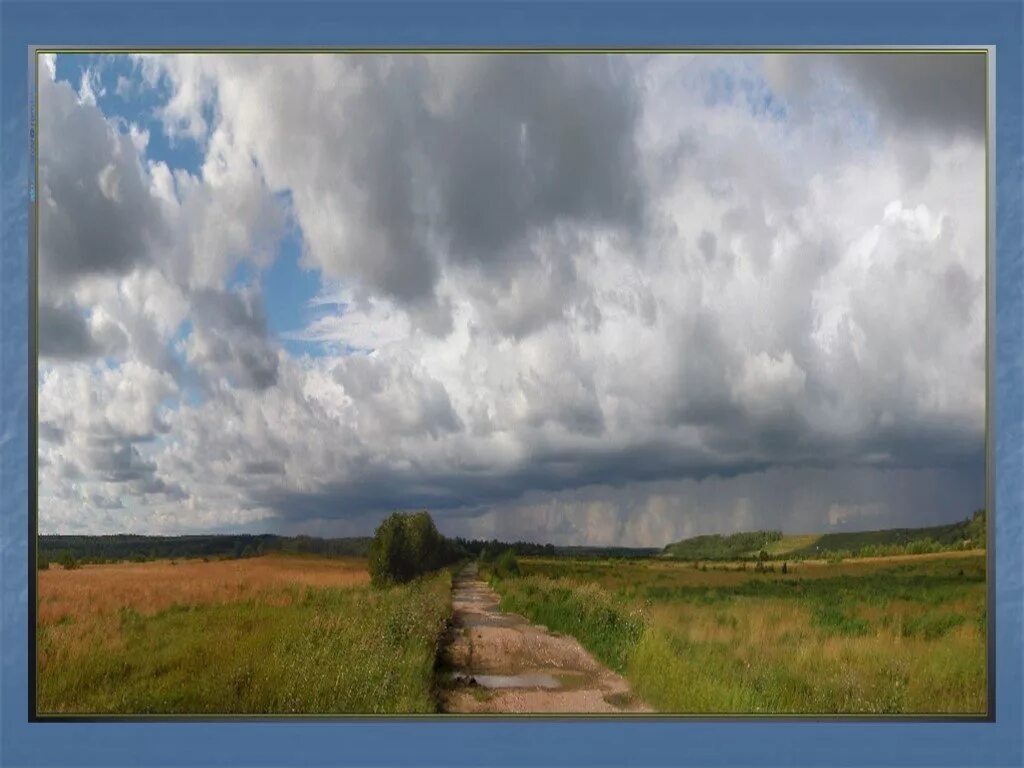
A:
[36, 53, 986, 541]
[836, 53, 986, 140]
[37, 67, 167, 285]
[763, 52, 986, 142]
[184, 287, 280, 390]
[37, 301, 100, 360]
[138, 54, 645, 332]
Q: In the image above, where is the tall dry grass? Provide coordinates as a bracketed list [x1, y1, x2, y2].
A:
[38, 554, 369, 625]
[37, 555, 452, 715]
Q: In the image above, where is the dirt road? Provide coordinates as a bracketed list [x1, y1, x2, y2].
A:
[440, 564, 651, 714]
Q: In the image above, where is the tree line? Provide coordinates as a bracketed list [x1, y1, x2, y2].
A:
[37, 533, 372, 567]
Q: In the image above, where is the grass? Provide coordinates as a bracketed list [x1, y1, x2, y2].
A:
[762, 534, 823, 557]
[37, 555, 452, 714]
[37, 553, 370, 626]
[496, 578, 643, 674]
[491, 553, 986, 715]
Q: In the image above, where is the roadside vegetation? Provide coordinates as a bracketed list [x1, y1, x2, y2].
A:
[490, 552, 986, 714]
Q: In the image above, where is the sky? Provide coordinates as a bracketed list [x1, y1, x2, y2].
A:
[36, 52, 987, 546]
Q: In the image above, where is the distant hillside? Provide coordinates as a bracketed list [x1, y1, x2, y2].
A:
[38, 533, 372, 564]
[663, 510, 986, 561]
[662, 530, 782, 561]
[783, 510, 986, 559]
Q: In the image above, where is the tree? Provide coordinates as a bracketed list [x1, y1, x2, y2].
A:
[368, 513, 412, 586]
[404, 510, 444, 572]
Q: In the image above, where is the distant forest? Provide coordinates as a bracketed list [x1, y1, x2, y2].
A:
[37, 533, 373, 565]
[37, 531, 659, 566]
[40, 511, 982, 568]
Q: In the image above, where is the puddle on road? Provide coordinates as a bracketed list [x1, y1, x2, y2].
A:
[453, 672, 563, 690]
[455, 612, 522, 628]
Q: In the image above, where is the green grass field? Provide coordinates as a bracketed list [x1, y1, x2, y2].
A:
[492, 553, 986, 714]
[38, 559, 452, 715]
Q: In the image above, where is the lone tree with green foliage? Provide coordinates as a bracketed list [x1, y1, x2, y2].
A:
[368, 510, 455, 587]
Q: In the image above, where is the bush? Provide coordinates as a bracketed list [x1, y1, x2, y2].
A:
[56, 551, 80, 570]
[368, 511, 454, 587]
[38, 555, 49, 571]
[477, 542, 502, 563]
[492, 549, 520, 579]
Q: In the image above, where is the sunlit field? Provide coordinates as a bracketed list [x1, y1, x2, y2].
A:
[491, 553, 987, 715]
[37, 555, 451, 715]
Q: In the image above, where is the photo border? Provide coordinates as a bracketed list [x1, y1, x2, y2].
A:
[2, 2, 1021, 766]
[26, 43, 996, 725]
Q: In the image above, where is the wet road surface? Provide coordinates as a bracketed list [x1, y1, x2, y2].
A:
[440, 564, 651, 714]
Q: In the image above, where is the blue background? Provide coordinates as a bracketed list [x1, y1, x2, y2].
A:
[1, 2, 1021, 766]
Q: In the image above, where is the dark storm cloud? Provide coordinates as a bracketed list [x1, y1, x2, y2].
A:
[81, 441, 157, 483]
[37, 68, 165, 285]
[254, 438, 774, 525]
[836, 53, 986, 140]
[768, 52, 986, 143]
[186, 288, 279, 390]
[381, 54, 644, 290]
[433, 55, 644, 264]
[200, 54, 646, 333]
[38, 301, 99, 359]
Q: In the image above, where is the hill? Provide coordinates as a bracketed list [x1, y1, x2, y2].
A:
[662, 530, 782, 561]
[662, 510, 986, 561]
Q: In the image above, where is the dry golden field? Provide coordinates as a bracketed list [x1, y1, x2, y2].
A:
[37, 554, 369, 626]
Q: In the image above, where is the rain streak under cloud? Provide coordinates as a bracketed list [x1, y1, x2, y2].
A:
[36, 52, 986, 545]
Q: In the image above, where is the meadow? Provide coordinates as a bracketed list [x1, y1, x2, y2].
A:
[37, 525, 988, 716]
[491, 552, 987, 715]
[37, 554, 451, 715]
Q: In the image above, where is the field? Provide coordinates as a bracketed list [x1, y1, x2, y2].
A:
[37, 554, 451, 714]
[37, 538, 988, 716]
[491, 552, 987, 714]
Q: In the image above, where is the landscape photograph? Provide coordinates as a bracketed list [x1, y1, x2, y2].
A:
[35, 50, 988, 717]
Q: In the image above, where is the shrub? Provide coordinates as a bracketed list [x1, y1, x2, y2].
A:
[478, 541, 504, 563]
[492, 549, 520, 579]
[38, 555, 49, 571]
[56, 551, 80, 570]
[368, 511, 453, 587]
